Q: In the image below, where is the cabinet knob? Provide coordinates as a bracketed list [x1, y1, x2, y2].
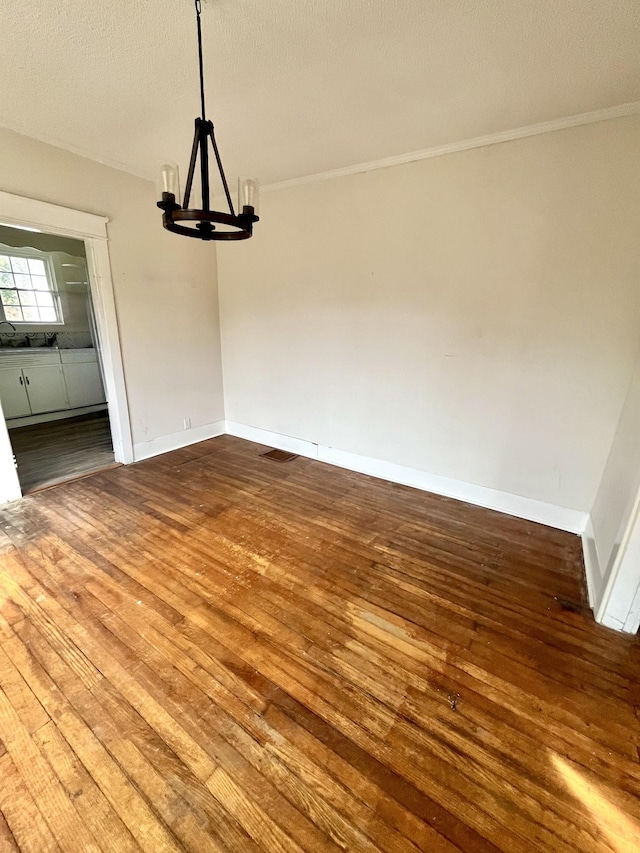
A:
[19, 375, 23, 385]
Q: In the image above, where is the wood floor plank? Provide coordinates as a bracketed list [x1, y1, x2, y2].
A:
[1, 626, 184, 853]
[11, 550, 343, 852]
[0, 688, 101, 853]
[185, 602, 534, 851]
[81, 578, 456, 852]
[206, 765, 308, 853]
[0, 810, 21, 853]
[15, 613, 209, 851]
[0, 753, 62, 853]
[0, 644, 49, 733]
[32, 721, 141, 853]
[0, 434, 639, 852]
[79, 579, 455, 852]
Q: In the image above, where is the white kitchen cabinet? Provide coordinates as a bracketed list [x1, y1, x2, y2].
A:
[0, 367, 31, 419]
[23, 365, 69, 414]
[63, 361, 106, 408]
[0, 363, 68, 417]
[60, 349, 106, 409]
[0, 348, 107, 425]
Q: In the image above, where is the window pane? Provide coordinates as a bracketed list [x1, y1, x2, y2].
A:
[10, 257, 28, 273]
[4, 305, 23, 321]
[28, 258, 46, 275]
[0, 253, 59, 323]
[0, 289, 19, 305]
[19, 290, 37, 306]
[36, 291, 54, 307]
[13, 274, 31, 289]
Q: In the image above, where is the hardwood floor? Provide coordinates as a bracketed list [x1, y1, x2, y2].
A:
[8, 411, 116, 494]
[0, 434, 638, 852]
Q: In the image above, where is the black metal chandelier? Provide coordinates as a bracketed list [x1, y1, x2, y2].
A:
[157, 0, 259, 241]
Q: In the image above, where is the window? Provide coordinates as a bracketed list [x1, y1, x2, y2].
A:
[0, 252, 62, 324]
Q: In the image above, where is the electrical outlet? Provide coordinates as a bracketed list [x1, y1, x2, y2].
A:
[183, 418, 191, 430]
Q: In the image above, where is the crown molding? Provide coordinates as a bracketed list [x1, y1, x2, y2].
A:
[264, 101, 640, 194]
[2, 101, 639, 192]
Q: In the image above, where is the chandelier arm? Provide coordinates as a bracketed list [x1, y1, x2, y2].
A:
[200, 122, 211, 212]
[209, 126, 235, 216]
[195, 0, 206, 121]
[182, 119, 201, 209]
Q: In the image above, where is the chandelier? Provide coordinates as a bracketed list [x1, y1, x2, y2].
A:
[157, 0, 259, 241]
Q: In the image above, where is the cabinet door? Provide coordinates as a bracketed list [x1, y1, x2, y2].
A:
[63, 361, 107, 408]
[23, 365, 69, 414]
[0, 368, 31, 418]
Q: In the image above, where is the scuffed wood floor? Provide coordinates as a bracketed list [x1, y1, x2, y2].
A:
[0, 434, 638, 852]
[9, 411, 116, 494]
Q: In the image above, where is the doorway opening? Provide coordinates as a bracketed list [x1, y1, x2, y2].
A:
[0, 225, 118, 492]
[0, 190, 133, 505]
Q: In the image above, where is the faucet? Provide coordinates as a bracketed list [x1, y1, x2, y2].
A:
[0, 320, 16, 347]
[0, 321, 16, 346]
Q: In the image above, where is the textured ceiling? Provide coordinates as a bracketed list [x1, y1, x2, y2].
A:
[0, 0, 639, 187]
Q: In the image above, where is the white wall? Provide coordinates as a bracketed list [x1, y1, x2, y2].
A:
[0, 127, 225, 451]
[218, 115, 640, 517]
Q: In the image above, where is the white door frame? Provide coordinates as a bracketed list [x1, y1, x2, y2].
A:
[596, 486, 640, 633]
[0, 190, 133, 505]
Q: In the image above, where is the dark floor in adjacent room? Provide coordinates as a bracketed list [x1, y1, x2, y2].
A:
[8, 410, 116, 493]
[0, 434, 638, 852]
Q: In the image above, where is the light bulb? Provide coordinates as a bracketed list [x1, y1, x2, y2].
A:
[238, 177, 259, 214]
[159, 162, 180, 201]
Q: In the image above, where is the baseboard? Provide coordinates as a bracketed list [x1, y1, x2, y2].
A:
[7, 404, 107, 429]
[224, 421, 588, 534]
[225, 422, 320, 460]
[133, 420, 226, 462]
[581, 516, 602, 608]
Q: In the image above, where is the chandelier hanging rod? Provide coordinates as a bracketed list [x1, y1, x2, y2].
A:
[156, 0, 259, 241]
[195, 0, 206, 121]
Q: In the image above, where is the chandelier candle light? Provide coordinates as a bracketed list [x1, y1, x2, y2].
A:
[157, 0, 259, 240]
